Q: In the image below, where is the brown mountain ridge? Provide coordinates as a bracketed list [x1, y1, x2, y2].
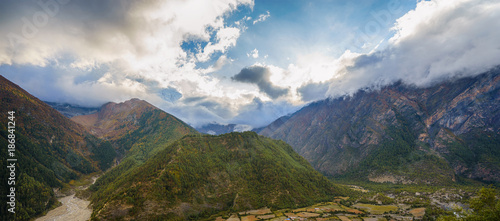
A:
[260, 69, 500, 184]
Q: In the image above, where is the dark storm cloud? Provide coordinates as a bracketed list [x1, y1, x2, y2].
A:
[352, 52, 385, 68]
[232, 65, 289, 99]
[297, 81, 329, 102]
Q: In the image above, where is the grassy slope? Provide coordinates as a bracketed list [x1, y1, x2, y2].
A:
[87, 105, 199, 217]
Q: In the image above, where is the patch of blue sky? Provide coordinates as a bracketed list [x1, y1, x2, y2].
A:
[225, 0, 417, 68]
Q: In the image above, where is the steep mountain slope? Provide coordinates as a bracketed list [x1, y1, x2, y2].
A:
[90, 132, 346, 220]
[257, 115, 291, 135]
[0, 75, 114, 219]
[260, 70, 500, 184]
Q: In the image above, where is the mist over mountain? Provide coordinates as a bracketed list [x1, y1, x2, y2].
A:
[44, 101, 100, 118]
[196, 123, 254, 135]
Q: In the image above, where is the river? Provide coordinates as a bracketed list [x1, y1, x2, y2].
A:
[35, 194, 92, 221]
[35, 176, 98, 221]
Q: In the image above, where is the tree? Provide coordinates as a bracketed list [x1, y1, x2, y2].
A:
[466, 187, 500, 221]
[437, 187, 500, 221]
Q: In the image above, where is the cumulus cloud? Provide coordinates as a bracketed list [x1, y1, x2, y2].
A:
[253, 11, 270, 25]
[325, 0, 500, 97]
[247, 48, 259, 58]
[0, 0, 253, 82]
[0, 0, 263, 124]
[196, 27, 241, 62]
[232, 65, 289, 99]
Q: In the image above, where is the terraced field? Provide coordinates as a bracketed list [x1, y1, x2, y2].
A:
[352, 203, 398, 215]
[212, 197, 421, 221]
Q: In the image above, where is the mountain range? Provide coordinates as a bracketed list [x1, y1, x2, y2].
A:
[260, 69, 500, 184]
[2, 68, 500, 220]
[66, 90, 345, 220]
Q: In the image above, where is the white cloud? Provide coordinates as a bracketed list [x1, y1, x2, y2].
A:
[0, 0, 253, 74]
[248, 0, 500, 105]
[253, 11, 270, 24]
[0, 0, 260, 124]
[213, 55, 230, 70]
[247, 48, 259, 58]
[196, 26, 241, 62]
[233, 124, 253, 132]
[324, 0, 500, 97]
[237, 51, 359, 104]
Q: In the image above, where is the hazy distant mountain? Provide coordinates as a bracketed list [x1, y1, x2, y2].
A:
[0, 75, 114, 219]
[44, 101, 99, 118]
[196, 123, 238, 135]
[90, 132, 346, 220]
[196, 123, 253, 135]
[260, 69, 500, 184]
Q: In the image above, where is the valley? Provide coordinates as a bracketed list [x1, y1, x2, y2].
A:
[2, 1, 500, 220]
[205, 183, 486, 221]
[35, 174, 99, 221]
[35, 194, 91, 221]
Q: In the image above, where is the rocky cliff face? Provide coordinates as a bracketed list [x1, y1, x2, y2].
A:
[260, 69, 500, 184]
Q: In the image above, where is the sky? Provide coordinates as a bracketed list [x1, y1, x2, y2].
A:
[1, 0, 499, 129]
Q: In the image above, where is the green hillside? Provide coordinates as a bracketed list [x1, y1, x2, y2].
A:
[76, 99, 199, 212]
[90, 132, 346, 220]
